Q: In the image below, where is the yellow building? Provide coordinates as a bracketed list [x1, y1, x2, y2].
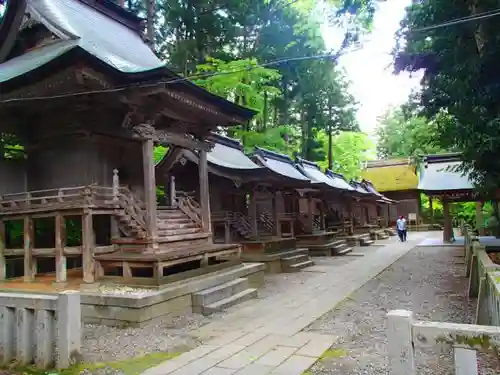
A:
[361, 159, 420, 224]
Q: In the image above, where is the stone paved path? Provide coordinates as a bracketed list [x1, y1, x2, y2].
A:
[142, 232, 432, 375]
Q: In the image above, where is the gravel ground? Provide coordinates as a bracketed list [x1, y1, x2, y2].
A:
[80, 249, 368, 363]
[306, 245, 500, 375]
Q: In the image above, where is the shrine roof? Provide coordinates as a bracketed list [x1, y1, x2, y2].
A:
[349, 180, 373, 196]
[361, 159, 418, 192]
[324, 170, 355, 192]
[418, 153, 474, 192]
[205, 134, 262, 170]
[294, 158, 352, 193]
[0, 0, 255, 121]
[252, 148, 310, 182]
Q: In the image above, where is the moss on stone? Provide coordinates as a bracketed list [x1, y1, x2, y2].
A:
[2, 351, 181, 375]
[320, 348, 348, 361]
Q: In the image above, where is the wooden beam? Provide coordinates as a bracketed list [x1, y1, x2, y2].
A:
[82, 210, 95, 283]
[0, 220, 5, 280]
[23, 216, 35, 282]
[442, 199, 453, 243]
[273, 193, 281, 237]
[143, 139, 158, 243]
[55, 213, 67, 284]
[199, 150, 212, 234]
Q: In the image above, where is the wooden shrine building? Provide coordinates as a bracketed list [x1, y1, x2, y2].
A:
[419, 153, 478, 242]
[362, 159, 420, 225]
[156, 135, 316, 272]
[0, 0, 258, 287]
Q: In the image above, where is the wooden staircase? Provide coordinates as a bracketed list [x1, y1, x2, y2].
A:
[111, 189, 209, 248]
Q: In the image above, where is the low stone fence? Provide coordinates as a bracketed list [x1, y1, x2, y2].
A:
[462, 222, 500, 325]
[387, 309, 500, 375]
[0, 290, 81, 369]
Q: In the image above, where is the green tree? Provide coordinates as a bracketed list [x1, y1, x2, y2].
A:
[375, 106, 444, 160]
[318, 131, 374, 180]
[394, 0, 500, 194]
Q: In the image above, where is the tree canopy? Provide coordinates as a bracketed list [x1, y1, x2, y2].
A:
[394, 0, 500, 193]
[110, 0, 377, 177]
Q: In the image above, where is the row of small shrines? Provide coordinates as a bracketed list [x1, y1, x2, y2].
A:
[0, 134, 399, 288]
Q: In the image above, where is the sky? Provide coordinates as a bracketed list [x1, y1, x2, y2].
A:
[321, 0, 422, 136]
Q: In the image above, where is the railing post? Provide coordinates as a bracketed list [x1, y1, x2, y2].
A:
[57, 291, 81, 369]
[387, 310, 415, 375]
[112, 169, 119, 201]
[170, 175, 176, 207]
[453, 346, 478, 375]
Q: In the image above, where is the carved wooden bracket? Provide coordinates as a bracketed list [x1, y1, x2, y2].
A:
[130, 123, 213, 151]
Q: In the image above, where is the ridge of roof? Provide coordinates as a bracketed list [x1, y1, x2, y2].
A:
[295, 156, 321, 170]
[253, 147, 295, 164]
[78, 0, 143, 33]
[365, 158, 411, 168]
[207, 133, 244, 151]
[424, 152, 462, 164]
[325, 169, 348, 181]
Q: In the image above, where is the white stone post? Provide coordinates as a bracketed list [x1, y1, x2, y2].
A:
[57, 291, 81, 369]
[0, 306, 14, 364]
[387, 310, 415, 375]
[453, 346, 478, 375]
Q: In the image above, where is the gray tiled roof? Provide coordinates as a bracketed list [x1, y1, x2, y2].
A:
[207, 143, 261, 170]
[253, 148, 310, 181]
[3, 0, 164, 81]
[418, 159, 473, 191]
[296, 158, 352, 192]
[325, 170, 355, 191]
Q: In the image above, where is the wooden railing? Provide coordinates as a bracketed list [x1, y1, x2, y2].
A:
[176, 192, 201, 226]
[0, 186, 93, 212]
[113, 186, 148, 235]
[387, 309, 500, 375]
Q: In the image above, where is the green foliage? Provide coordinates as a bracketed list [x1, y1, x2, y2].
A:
[395, 0, 500, 194]
[375, 106, 445, 161]
[318, 131, 375, 180]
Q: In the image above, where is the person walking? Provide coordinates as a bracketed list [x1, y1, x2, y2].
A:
[396, 215, 407, 242]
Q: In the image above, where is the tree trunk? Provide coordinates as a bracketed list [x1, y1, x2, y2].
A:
[146, 0, 155, 48]
[327, 105, 333, 170]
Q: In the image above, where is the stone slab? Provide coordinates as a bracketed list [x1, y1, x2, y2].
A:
[270, 354, 319, 375]
[254, 346, 298, 367]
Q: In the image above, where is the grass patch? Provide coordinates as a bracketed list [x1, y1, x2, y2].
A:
[320, 348, 348, 361]
[2, 352, 181, 375]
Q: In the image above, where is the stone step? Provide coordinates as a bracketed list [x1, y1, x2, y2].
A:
[360, 239, 375, 246]
[333, 246, 353, 256]
[202, 288, 258, 315]
[378, 234, 389, 240]
[281, 254, 310, 266]
[286, 260, 314, 272]
[192, 278, 249, 309]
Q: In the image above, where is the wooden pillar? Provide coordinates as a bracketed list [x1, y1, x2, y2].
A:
[272, 192, 281, 237]
[307, 194, 314, 232]
[429, 196, 434, 221]
[199, 150, 211, 233]
[55, 213, 67, 284]
[23, 216, 35, 282]
[82, 211, 94, 283]
[0, 220, 5, 280]
[348, 200, 354, 235]
[170, 175, 176, 207]
[443, 199, 453, 243]
[249, 190, 258, 238]
[320, 200, 326, 230]
[142, 139, 157, 241]
[476, 201, 485, 235]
